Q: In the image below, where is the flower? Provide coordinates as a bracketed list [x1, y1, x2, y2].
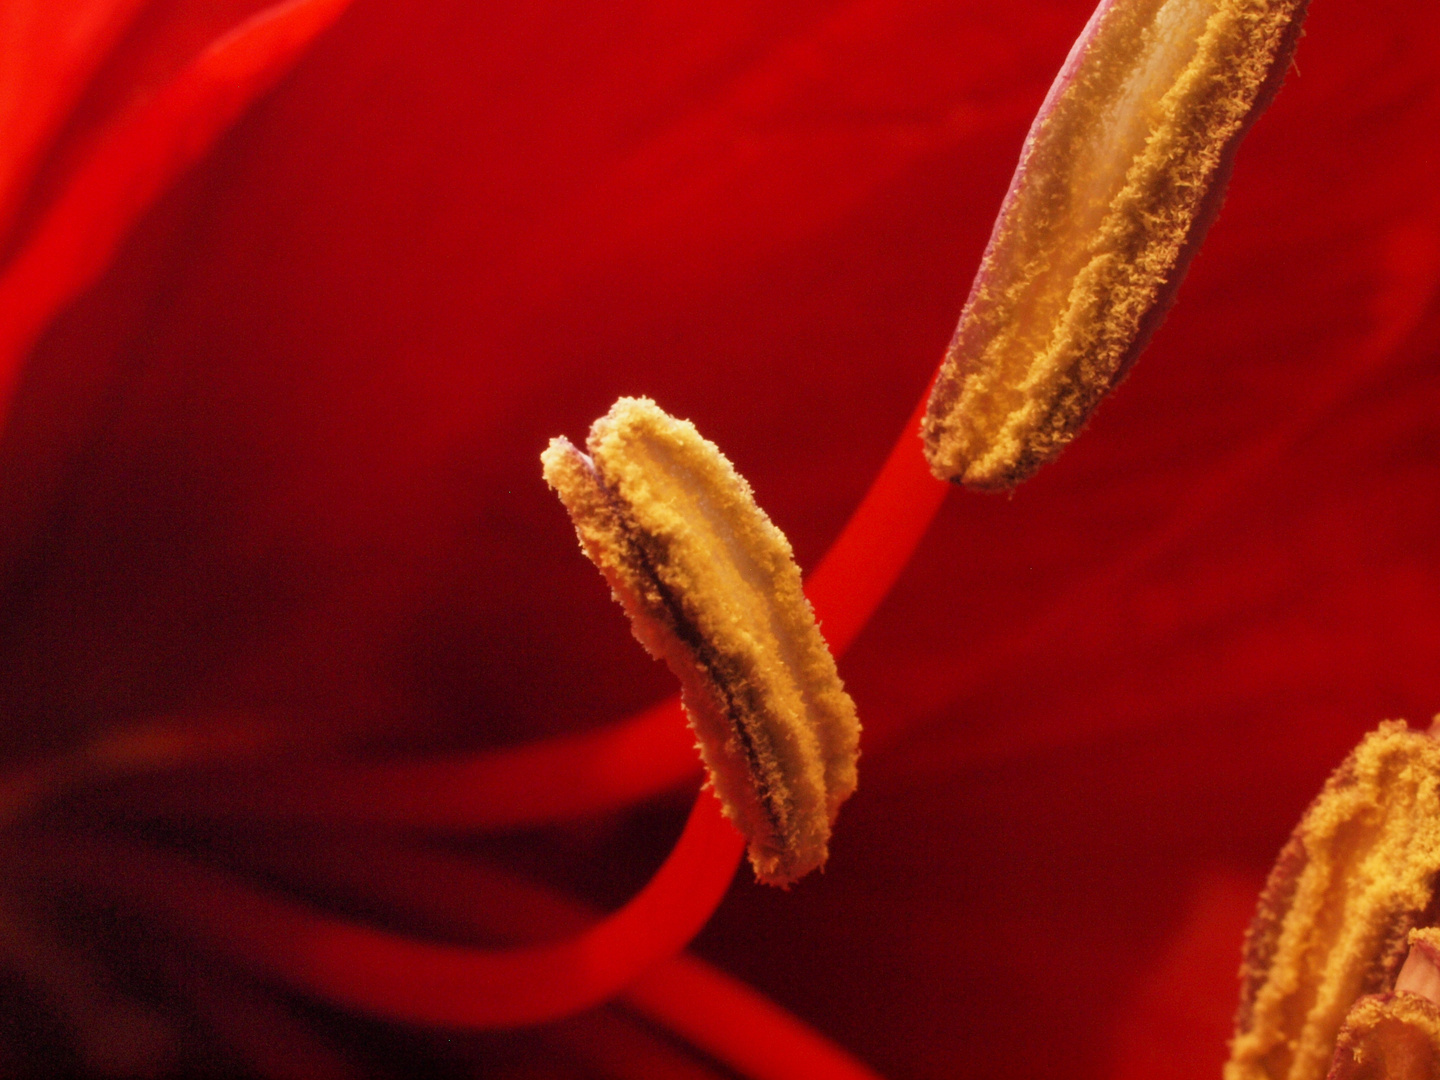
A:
[1, 0, 1438, 1077]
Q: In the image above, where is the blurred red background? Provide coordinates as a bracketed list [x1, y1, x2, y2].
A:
[1, 0, 1438, 1076]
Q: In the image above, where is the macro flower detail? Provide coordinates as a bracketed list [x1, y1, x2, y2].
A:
[543, 397, 861, 886]
[1227, 722, 1440, 1080]
[1, 0, 1437, 1075]
[1327, 985, 1440, 1080]
[922, 0, 1310, 489]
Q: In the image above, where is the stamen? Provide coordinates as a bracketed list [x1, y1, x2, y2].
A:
[1327, 989, 1440, 1080]
[923, 0, 1309, 490]
[95, 389, 946, 835]
[543, 397, 860, 885]
[1323, 929, 1440, 1077]
[1227, 722, 1440, 1080]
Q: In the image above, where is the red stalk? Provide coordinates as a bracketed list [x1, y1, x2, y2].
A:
[48, 790, 743, 1028]
[210, 830, 886, 1079]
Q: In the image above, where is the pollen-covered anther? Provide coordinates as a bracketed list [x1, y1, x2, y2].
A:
[1328, 933, 1440, 1080]
[541, 397, 860, 887]
[1226, 722, 1440, 1080]
[923, 0, 1310, 490]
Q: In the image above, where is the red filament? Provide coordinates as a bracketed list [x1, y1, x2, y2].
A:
[39, 383, 944, 1074]
[53, 790, 743, 1028]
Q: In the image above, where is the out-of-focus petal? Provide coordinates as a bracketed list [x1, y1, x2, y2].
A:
[0, 0, 146, 244]
[0, 0, 339, 256]
[0, 0, 1080, 760]
[0, 0, 352, 759]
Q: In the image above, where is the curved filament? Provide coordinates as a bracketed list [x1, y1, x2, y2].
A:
[47, 791, 743, 1029]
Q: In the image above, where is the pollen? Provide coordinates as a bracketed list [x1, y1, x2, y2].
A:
[1226, 722, 1440, 1080]
[1327, 988, 1440, 1080]
[923, 0, 1309, 490]
[541, 397, 860, 886]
